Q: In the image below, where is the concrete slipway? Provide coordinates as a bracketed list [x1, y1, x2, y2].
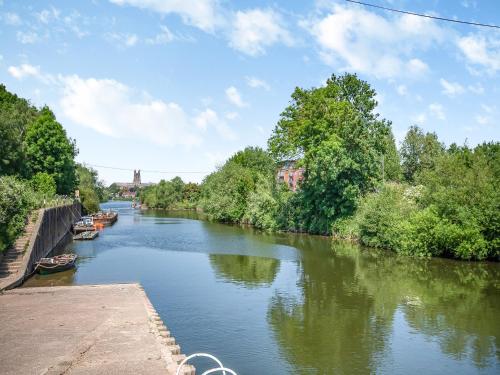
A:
[0, 284, 194, 375]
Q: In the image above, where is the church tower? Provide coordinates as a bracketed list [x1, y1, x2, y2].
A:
[133, 170, 141, 186]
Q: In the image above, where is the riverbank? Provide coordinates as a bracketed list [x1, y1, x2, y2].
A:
[0, 283, 193, 375]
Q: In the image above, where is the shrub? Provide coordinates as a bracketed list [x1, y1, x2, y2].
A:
[0, 176, 35, 252]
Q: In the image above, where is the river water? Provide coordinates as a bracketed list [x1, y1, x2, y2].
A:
[24, 201, 500, 374]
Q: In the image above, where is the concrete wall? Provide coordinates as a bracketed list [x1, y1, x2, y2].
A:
[11, 203, 81, 289]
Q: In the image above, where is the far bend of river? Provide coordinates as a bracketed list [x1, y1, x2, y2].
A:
[24, 201, 500, 374]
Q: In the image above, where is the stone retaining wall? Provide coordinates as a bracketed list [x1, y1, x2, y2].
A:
[2, 202, 81, 290]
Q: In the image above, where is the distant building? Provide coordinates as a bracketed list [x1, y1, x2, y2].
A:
[113, 170, 152, 199]
[277, 160, 304, 192]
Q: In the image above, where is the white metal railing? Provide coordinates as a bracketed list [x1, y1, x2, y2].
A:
[176, 353, 237, 375]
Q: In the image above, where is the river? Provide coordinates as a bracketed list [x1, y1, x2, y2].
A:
[24, 201, 500, 374]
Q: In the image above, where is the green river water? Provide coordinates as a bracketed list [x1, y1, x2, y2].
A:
[24, 201, 500, 374]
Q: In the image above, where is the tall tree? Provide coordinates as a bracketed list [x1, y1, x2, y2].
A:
[23, 107, 78, 194]
[0, 84, 39, 176]
[268, 73, 393, 233]
[400, 125, 444, 183]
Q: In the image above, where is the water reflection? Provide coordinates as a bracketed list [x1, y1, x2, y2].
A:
[21, 205, 500, 374]
[268, 241, 500, 373]
[209, 254, 280, 288]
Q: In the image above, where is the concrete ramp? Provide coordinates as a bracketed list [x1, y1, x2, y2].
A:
[0, 284, 193, 375]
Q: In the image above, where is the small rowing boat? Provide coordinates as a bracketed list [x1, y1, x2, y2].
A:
[36, 254, 78, 274]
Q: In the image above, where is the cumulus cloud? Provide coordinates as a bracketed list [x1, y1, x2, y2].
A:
[109, 0, 220, 32]
[440, 78, 465, 97]
[59, 75, 202, 146]
[8, 64, 41, 79]
[146, 25, 175, 45]
[229, 8, 293, 56]
[468, 83, 484, 94]
[303, 4, 446, 78]
[16, 30, 40, 44]
[37, 7, 61, 24]
[396, 84, 407, 96]
[3, 12, 22, 25]
[106, 32, 139, 47]
[225, 86, 248, 107]
[194, 108, 236, 139]
[457, 33, 500, 73]
[412, 113, 426, 125]
[475, 114, 490, 125]
[429, 103, 445, 120]
[245, 76, 270, 91]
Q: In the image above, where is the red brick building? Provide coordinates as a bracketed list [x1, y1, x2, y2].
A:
[277, 160, 304, 192]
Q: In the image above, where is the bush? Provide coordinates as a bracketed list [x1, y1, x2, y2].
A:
[31, 172, 56, 197]
[0, 176, 35, 252]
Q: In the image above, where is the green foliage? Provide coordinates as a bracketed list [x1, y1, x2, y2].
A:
[0, 176, 35, 252]
[201, 163, 255, 222]
[30, 172, 56, 197]
[335, 144, 499, 261]
[23, 107, 77, 194]
[141, 177, 200, 210]
[268, 73, 392, 233]
[400, 125, 444, 183]
[77, 164, 105, 214]
[200, 147, 274, 223]
[0, 84, 39, 176]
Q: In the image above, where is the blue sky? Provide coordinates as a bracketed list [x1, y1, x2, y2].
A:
[1, 0, 499, 184]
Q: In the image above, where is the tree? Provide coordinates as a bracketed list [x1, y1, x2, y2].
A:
[268, 73, 392, 233]
[77, 165, 104, 214]
[31, 172, 56, 197]
[23, 108, 77, 194]
[0, 84, 39, 176]
[400, 125, 444, 183]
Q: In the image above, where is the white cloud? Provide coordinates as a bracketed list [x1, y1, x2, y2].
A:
[59, 75, 202, 146]
[257, 126, 265, 134]
[225, 111, 238, 120]
[412, 113, 426, 125]
[481, 104, 494, 113]
[146, 25, 174, 45]
[229, 8, 293, 56]
[3, 12, 21, 25]
[468, 83, 484, 94]
[429, 103, 445, 120]
[396, 84, 407, 96]
[225, 86, 248, 108]
[106, 32, 138, 47]
[8, 64, 41, 79]
[407, 58, 429, 75]
[37, 7, 60, 24]
[194, 108, 236, 139]
[440, 78, 465, 97]
[475, 115, 490, 125]
[457, 33, 500, 73]
[16, 30, 40, 44]
[245, 76, 270, 91]
[109, 0, 220, 32]
[303, 4, 445, 78]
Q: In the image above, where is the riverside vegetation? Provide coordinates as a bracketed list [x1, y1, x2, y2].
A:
[0, 84, 107, 253]
[139, 74, 499, 261]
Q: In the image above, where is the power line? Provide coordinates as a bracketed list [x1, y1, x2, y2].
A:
[345, 0, 500, 29]
[85, 163, 210, 174]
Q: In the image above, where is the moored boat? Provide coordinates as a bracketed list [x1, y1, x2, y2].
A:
[36, 254, 78, 274]
[73, 231, 99, 240]
[73, 216, 96, 233]
[92, 210, 118, 226]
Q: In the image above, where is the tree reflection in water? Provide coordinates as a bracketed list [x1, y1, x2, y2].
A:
[209, 254, 280, 288]
[267, 240, 500, 374]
